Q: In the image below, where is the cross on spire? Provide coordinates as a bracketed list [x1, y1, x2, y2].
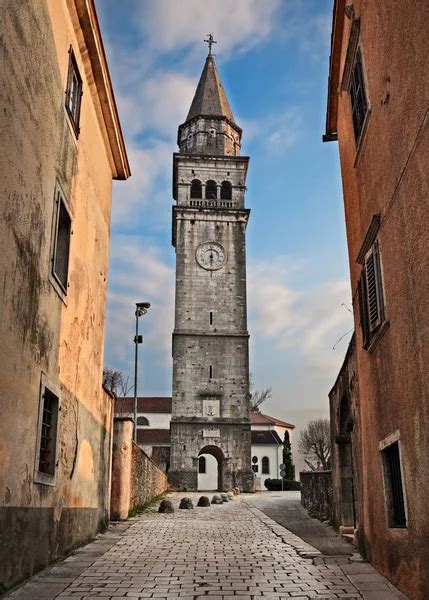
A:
[204, 33, 217, 56]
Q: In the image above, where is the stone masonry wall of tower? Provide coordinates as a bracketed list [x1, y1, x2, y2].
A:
[169, 54, 254, 492]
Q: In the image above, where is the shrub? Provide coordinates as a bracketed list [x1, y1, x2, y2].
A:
[264, 478, 301, 491]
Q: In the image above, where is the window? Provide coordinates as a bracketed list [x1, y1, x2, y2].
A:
[206, 180, 217, 199]
[221, 181, 232, 200]
[35, 376, 60, 485]
[199, 456, 206, 474]
[52, 189, 72, 293]
[261, 456, 270, 475]
[252, 464, 259, 473]
[349, 49, 368, 143]
[209, 365, 213, 379]
[358, 240, 386, 349]
[210, 311, 213, 325]
[190, 179, 202, 199]
[137, 416, 149, 426]
[65, 48, 82, 136]
[382, 442, 407, 528]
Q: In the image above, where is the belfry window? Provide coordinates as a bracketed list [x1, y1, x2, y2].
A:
[205, 180, 217, 199]
[190, 179, 202, 199]
[221, 181, 232, 200]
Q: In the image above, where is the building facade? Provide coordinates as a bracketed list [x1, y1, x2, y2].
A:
[116, 398, 295, 491]
[168, 50, 254, 492]
[0, 1, 129, 590]
[325, 1, 429, 597]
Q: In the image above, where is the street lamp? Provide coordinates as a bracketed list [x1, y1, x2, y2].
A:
[133, 301, 150, 442]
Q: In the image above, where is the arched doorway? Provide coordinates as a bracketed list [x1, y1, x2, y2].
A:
[336, 393, 357, 527]
[198, 445, 224, 491]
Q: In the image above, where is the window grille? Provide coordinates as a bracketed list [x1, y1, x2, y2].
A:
[38, 388, 59, 476]
[205, 180, 217, 199]
[65, 49, 83, 136]
[52, 191, 72, 293]
[349, 50, 368, 142]
[261, 456, 270, 474]
[382, 442, 406, 528]
[199, 456, 206, 473]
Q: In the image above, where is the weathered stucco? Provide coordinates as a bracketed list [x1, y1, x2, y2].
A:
[0, 0, 128, 591]
[326, 2, 429, 597]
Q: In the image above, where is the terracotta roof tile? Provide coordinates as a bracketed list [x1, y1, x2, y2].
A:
[251, 412, 295, 429]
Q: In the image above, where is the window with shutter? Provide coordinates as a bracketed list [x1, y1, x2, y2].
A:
[358, 240, 386, 350]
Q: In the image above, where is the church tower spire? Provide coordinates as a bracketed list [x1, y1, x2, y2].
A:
[177, 53, 242, 157]
[169, 43, 253, 493]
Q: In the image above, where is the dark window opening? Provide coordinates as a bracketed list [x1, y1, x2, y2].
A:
[382, 442, 406, 528]
[205, 180, 217, 199]
[190, 179, 202, 199]
[199, 456, 206, 474]
[349, 50, 368, 143]
[38, 388, 59, 476]
[209, 365, 213, 379]
[210, 311, 213, 325]
[65, 48, 82, 136]
[221, 181, 232, 200]
[261, 456, 270, 475]
[358, 240, 385, 349]
[252, 464, 259, 473]
[53, 192, 72, 293]
[137, 416, 149, 426]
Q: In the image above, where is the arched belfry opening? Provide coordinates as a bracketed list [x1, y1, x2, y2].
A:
[198, 445, 224, 491]
[190, 179, 202, 198]
[336, 392, 357, 527]
[205, 180, 217, 199]
[221, 181, 232, 200]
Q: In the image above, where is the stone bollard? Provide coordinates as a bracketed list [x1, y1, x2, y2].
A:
[179, 497, 194, 509]
[211, 494, 223, 505]
[220, 493, 229, 502]
[233, 487, 241, 495]
[197, 496, 211, 507]
[227, 492, 234, 500]
[158, 499, 174, 514]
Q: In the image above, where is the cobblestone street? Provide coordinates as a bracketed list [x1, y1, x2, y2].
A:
[4, 493, 406, 600]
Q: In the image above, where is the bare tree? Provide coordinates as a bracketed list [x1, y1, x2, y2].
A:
[249, 373, 272, 413]
[298, 418, 331, 470]
[102, 368, 133, 397]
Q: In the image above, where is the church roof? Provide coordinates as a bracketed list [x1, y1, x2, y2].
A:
[251, 430, 283, 445]
[251, 412, 295, 429]
[186, 55, 235, 123]
[116, 397, 172, 414]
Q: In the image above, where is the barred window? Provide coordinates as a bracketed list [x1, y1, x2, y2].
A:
[382, 442, 407, 528]
[358, 240, 386, 349]
[35, 377, 60, 485]
[349, 50, 368, 143]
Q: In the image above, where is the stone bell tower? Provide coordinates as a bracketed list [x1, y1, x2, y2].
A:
[169, 38, 253, 492]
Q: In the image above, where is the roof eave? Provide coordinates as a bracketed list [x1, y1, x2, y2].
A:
[324, 0, 346, 142]
[71, 0, 130, 179]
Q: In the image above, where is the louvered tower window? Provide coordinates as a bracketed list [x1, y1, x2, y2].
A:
[358, 240, 386, 349]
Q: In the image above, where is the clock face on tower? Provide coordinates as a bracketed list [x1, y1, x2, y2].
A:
[196, 242, 226, 271]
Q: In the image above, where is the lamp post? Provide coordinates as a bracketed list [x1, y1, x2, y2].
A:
[133, 301, 150, 442]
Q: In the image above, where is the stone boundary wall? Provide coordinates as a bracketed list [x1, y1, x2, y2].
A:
[110, 418, 167, 520]
[130, 441, 168, 511]
[300, 470, 334, 522]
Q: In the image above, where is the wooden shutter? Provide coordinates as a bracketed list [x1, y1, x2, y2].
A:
[358, 275, 370, 348]
[364, 243, 383, 333]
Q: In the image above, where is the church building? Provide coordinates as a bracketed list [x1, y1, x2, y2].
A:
[168, 39, 254, 491]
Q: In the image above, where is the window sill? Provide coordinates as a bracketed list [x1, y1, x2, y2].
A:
[367, 319, 390, 354]
[353, 107, 372, 168]
[34, 471, 57, 487]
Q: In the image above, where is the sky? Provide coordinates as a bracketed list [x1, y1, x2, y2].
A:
[97, 0, 354, 472]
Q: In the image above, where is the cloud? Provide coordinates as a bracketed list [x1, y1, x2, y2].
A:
[248, 257, 354, 374]
[105, 237, 175, 369]
[135, 0, 282, 56]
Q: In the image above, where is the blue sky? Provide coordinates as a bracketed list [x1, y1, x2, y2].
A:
[97, 0, 354, 468]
